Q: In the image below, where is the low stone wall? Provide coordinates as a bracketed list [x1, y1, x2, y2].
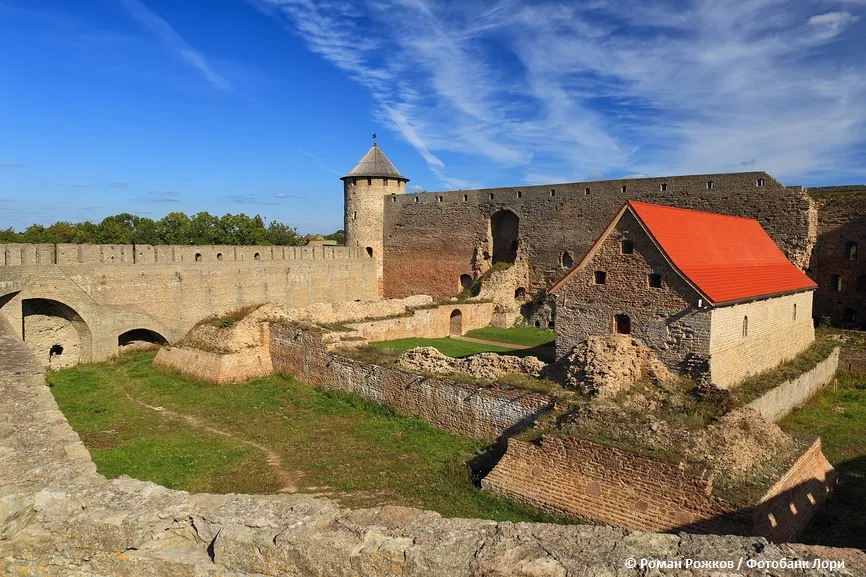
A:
[269, 324, 551, 441]
[482, 434, 836, 543]
[754, 438, 837, 543]
[345, 302, 494, 341]
[3, 317, 864, 575]
[153, 345, 273, 385]
[747, 348, 840, 422]
[839, 347, 866, 373]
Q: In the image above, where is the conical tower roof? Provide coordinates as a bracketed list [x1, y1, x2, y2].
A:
[342, 143, 408, 181]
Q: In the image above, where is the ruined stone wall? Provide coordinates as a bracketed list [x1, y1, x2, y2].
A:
[808, 189, 866, 329]
[840, 347, 866, 373]
[2, 314, 863, 575]
[382, 172, 814, 299]
[553, 211, 712, 372]
[153, 344, 273, 385]
[482, 434, 836, 543]
[746, 348, 839, 422]
[709, 292, 815, 389]
[269, 324, 552, 441]
[344, 302, 494, 341]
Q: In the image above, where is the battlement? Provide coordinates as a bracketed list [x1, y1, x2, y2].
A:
[0, 243, 367, 266]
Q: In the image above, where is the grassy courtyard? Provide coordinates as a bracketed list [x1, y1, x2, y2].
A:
[780, 371, 866, 550]
[48, 350, 567, 524]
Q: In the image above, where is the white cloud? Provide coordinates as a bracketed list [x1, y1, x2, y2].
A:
[254, 0, 866, 186]
[122, 0, 232, 90]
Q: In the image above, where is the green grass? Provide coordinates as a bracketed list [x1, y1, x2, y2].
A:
[371, 337, 516, 359]
[464, 326, 555, 348]
[48, 351, 569, 524]
[780, 372, 866, 549]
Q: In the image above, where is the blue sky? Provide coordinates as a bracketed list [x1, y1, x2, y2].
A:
[1, 0, 865, 234]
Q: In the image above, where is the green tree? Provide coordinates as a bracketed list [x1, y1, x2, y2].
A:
[324, 230, 345, 245]
[157, 212, 192, 244]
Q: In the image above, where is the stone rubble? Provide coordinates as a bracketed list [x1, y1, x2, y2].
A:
[397, 346, 546, 381]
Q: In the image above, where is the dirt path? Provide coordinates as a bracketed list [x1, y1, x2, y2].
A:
[122, 391, 302, 493]
[452, 335, 555, 351]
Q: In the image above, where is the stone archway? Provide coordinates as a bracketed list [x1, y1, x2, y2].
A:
[490, 210, 519, 264]
[449, 309, 463, 336]
[118, 328, 168, 349]
[22, 298, 92, 369]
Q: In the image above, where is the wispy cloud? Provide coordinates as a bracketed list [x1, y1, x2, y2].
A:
[140, 190, 181, 203]
[297, 149, 344, 175]
[0, 162, 25, 168]
[223, 193, 278, 205]
[106, 182, 129, 188]
[121, 0, 232, 90]
[254, 0, 866, 185]
[71, 184, 89, 188]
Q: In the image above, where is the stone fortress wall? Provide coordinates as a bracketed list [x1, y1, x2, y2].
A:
[0, 243, 377, 365]
[381, 171, 815, 299]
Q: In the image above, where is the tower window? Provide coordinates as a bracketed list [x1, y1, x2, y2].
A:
[648, 273, 662, 288]
[414, 197, 418, 203]
[561, 251, 574, 268]
[366, 247, 373, 257]
[254, 252, 261, 261]
[660, 183, 667, 191]
[621, 185, 627, 193]
[550, 189, 556, 197]
[844, 241, 857, 260]
[438, 195, 443, 202]
[195, 253, 202, 262]
[463, 194, 468, 202]
[353, 211, 356, 220]
[391, 195, 396, 202]
[517, 191, 522, 199]
[793, 303, 797, 321]
[621, 240, 634, 254]
[594, 271, 607, 285]
[757, 178, 765, 187]
[585, 188, 590, 195]
[707, 180, 714, 189]
[856, 275, 866, 293]
[384, 178, 389, 186]
[216, 252, 223, 261]
[489, 193, 494, 200]
[829, 274, 842, 292]
[742, 316, 749, 337]
[615, 314, 631, 335]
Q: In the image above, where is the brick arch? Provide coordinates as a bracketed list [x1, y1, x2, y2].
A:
[22, 297, 93, 367]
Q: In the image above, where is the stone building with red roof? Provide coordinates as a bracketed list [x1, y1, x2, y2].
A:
[550, 201, 818, 388]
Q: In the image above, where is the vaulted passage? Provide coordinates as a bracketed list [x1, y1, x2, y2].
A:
[22, 298, 91, 369]
[490, 210, 519, 264]
[449, 309, 463, 335]
[118, 328, 168, 347]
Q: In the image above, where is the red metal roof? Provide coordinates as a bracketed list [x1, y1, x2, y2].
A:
[627, 201, 816, 304]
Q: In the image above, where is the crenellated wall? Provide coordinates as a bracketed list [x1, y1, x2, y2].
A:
[0, 244, 376, 365]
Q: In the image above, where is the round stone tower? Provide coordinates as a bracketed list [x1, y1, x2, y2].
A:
[341, 143, 409, 296]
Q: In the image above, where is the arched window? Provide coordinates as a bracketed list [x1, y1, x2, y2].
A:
[216, 252, 223, 261]
[254, 252, 261, 261]
[449, 309, 463, 335]
[561, 251, 574, 268]
[742, 316, 749, 337]
[614, 314, 631, 335]
[844, 242, 857, 260]
[829, 274, 842, 292]
[195, 253, 202, 262]
[857, 275, 866, 293]
[459, 274, 472, 291]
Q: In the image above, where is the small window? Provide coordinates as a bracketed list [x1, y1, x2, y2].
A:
[648, 273, 662, 288]
[384, 178, 389, 186]
[366, 247, 373, 257]
[49, 344, 63, 357]
[195, 253, 202, 262]
[594, 271, 607, 285]
[844, 241, 857, 260]
[585, 187, 590, 195]
[707, 180, 714, 189]
[742, 316, 749, 337]
[561, 251, 574, 268]
[514, 287, 526, 299]
[438, 195, 443, 202]
[857, 275, 866, 293]
[414, 197, 418, 203]
[660, 183, 667, 191]
[391, 195, 396, 202]
[621, 240, 634, 254]
[352, 211, 357, 220]
[254, 252, 261, 261]
[550, 189, 556, 197]
[614, 314, 631, 335]
[548, 320, 555, 329]
[829, 274, 842, 292]
[351, 178, 356, 186]
[367, 178, 372, 185]
[793, 303, 797, 321]
[463, 194, 468, 201]
[489, 193, 494, 200]
[517, 190, 522, 199]
[460, 274, 473, 291]
[621, 185, 627, 193]
[757, 178, 765, 187]
[216, 252, 223, 261]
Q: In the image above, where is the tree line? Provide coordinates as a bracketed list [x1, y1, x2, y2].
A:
[0, 212, 343, 246]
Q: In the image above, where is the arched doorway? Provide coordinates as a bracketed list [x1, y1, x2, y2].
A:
[22, 298, 92, 369]
[118, 328, 168, 349]
[490, 210, 519, 264]
[449, 309, 463, 336]
[460, 274, 473, 292]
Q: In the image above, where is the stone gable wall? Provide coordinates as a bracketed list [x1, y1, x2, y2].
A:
[553, 211, 712, 372]
[382, 172, 814, 299]
[709, 292, 816, 388]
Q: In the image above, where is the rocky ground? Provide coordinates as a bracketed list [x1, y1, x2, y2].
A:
[397, 346, 546, 380]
